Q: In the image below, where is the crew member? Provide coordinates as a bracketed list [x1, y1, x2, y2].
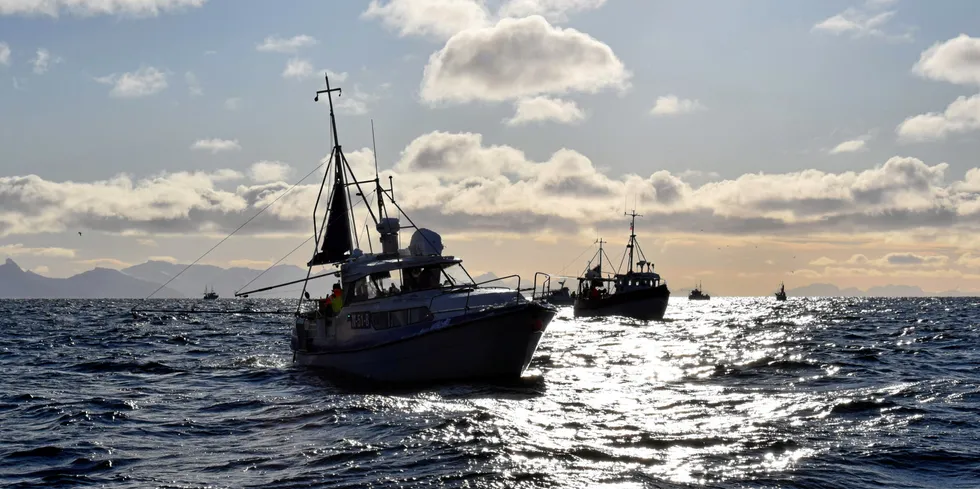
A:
[330, 283, 343, 313]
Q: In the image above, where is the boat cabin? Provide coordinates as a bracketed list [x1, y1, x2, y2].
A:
[340, 254, 472, 304]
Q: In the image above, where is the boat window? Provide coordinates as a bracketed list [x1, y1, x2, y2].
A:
[347, 276, 382, 303]
[440, 263, 473, 287]
[387, 307, 431, 329]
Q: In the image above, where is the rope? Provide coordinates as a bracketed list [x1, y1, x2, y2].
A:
[234, 235, 314, 296]
[558, 242, 596, 276]
[140, 162, 327, 301]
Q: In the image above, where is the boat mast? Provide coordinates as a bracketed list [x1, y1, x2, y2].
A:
[625, 210, 641, 273]
[597, 238, 604, 274]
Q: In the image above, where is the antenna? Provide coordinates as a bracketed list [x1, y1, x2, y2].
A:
[371, 119, 380, 178]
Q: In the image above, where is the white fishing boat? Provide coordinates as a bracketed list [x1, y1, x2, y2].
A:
[238, 75, 557, 382]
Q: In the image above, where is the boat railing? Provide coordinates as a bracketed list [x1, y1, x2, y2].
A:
[529, 272, 552, 301]
[427, 274, 523, 315]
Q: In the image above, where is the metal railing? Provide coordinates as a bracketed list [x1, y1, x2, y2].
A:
[427, 273, 524, 316]
[529, 272, 552, 301]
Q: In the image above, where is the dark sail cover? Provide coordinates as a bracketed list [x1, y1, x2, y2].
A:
[308, 164, 352, 266]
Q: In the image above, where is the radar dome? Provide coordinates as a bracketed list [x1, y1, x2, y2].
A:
[409, 229, 444, 256]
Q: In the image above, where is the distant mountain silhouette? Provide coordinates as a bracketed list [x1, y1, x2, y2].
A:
[785, 283, 974, 297]
[0, 258, 182, 299]
[120, 260, 332, 299]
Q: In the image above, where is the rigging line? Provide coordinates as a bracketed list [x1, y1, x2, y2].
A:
[234, 235, 314, 296]
[558, 242, 596, 275]
[140, 162, 327, 302]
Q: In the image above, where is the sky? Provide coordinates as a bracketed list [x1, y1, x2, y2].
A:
[3, 0, 980, 295]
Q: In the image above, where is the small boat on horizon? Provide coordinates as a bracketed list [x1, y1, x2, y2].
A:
[775, 282, 787, 301]
[688, 282, 710, 300]
[236, 75, 557, 383]
[203, 286, 218, 300]
[540, 278, 575, 306]
[572, 212, 670, 321]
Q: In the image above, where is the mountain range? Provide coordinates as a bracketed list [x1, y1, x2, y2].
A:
[2, 257, 976, 298]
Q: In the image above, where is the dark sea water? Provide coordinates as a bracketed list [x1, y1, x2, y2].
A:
[1, 298, 978, 488]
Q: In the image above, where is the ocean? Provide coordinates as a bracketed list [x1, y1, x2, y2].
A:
[1, 297, 977, 488]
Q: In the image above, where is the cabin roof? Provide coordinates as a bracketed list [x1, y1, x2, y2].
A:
[341, 254, 461, 283]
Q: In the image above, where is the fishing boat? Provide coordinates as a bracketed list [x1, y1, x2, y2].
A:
[572, 211, 670, 320]
[203, 286, 218, 300]
[237, 75, 557, 383]
[775, 282, 787, 301]
[688, 282, 710, 300]
[541, 278, 574, 306]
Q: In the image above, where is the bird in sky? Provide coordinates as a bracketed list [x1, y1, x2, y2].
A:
[77, 232, 82, 236]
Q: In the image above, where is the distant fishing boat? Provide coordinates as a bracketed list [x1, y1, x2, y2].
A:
[688, 282, 710, 300]
[236, 75, 557, 383]
[775, 282, 787, 301]
[203, 286, 218, 300]
[541, 278, 574, 306]
[572, 211, 670, 320]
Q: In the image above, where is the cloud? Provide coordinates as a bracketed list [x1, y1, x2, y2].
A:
[282, 58, 313, 79]
[32, 265, 49, 275]
[76, 257, 130, 269]
[957, 253, 980, 268]
[3, 132, 978, 241]
[95, 66, 168, 98]
[420, 15, 629, 104]
[896, 93, 980, 142]
[913, 34, 980, 86]
[506, 96, 585, 125]
[497, 0, 607, 22]
[809, 256, 836, 266]
[0, 0, 206, 17]
[185, 71, 202, 96]
[829, 138, 868, 154]
[650, 95, 705, 116]
[362, 0, 491, 40]
[0, 42, 10, 66]
[190, 138, 241, 154]
[0, 243, 76, 258]
[224, 97, 242, 110]
[148, 255, 177, 263]
[249, 161, 293, 183]
[880, 252, 947, 267]
[31, 48, 60, 74]
[137, 238, 158, 247]
[255, 34, 317, 53]
[811, 1, 911, 41]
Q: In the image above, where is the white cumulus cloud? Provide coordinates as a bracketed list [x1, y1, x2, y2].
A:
[249, 161, 293, 183]
[362, 0, 491, 40]
[421, 15, 630, 104]
[506, 96, 585, 125]
[95, 66, 168, 98]
[829, 138, 868, 154]
[0, 42, 10, 66]
[255, 34, 317, 53]
[913, 34, 980, 87]
[190, 138, 241, 154]
[896, 93, 980, 142]
[650, 95, 705, 116]
[282, 58, 313, 79]
[31, 48, 60, 74]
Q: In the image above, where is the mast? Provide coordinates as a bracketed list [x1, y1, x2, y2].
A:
[625, 210, 641, 273]
[309, 74, 355, 266]
[597, 238, 605, 274]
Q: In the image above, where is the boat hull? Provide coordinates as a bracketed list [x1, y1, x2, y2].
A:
[293, 302, 556, 382]
[573, 285, 670, 320]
